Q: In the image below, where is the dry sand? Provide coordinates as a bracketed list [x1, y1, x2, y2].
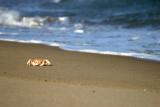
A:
[0, 41, 160, 107]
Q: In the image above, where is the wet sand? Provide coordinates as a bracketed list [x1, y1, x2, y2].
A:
[0, 41, 160, 107]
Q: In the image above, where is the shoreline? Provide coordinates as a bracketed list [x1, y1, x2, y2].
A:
[1, 39, 159, 62]
[0, 40, 160, 89]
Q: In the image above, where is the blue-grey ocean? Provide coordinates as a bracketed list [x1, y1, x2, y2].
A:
[0, 0, 160, 61]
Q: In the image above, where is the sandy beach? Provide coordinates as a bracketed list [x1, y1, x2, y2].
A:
[0, 41, 160, 107]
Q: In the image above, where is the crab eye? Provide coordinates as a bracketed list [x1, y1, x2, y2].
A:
[44, 60, 48, 64]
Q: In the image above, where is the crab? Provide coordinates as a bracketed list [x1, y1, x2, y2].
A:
[27, 58, 51, 66]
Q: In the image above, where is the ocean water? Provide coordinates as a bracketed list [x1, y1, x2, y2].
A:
[0, 0, 160, 61]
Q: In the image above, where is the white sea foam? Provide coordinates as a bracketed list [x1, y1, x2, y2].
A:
[74, 29, 84, 34]
[0, 8, 71, 28]
[0, 9, 41, 27]
[0, 38, 60, 47]
[130, 36, 140, 41]
[64, 48, 160, 61]
[71, 49, 137, 56]
[47, 27, 67, 31]
[58, 17, 69, 23]
[0, 8, 56, 28]
[0, 32, 19, 35]
[51, 0, 61, 3]
[74, 23, 85, 34]
[0, 9, 20, 26]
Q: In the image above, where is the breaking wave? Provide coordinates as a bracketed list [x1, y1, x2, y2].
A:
[0, 8, 70, 28]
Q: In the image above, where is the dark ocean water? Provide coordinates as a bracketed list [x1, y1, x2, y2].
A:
[0, 0, 160, 61]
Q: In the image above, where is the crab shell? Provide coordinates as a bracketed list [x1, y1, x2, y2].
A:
[27, 58, 51, 66]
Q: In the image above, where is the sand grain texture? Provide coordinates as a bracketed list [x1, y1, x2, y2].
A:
[0, 41, 160, 107]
